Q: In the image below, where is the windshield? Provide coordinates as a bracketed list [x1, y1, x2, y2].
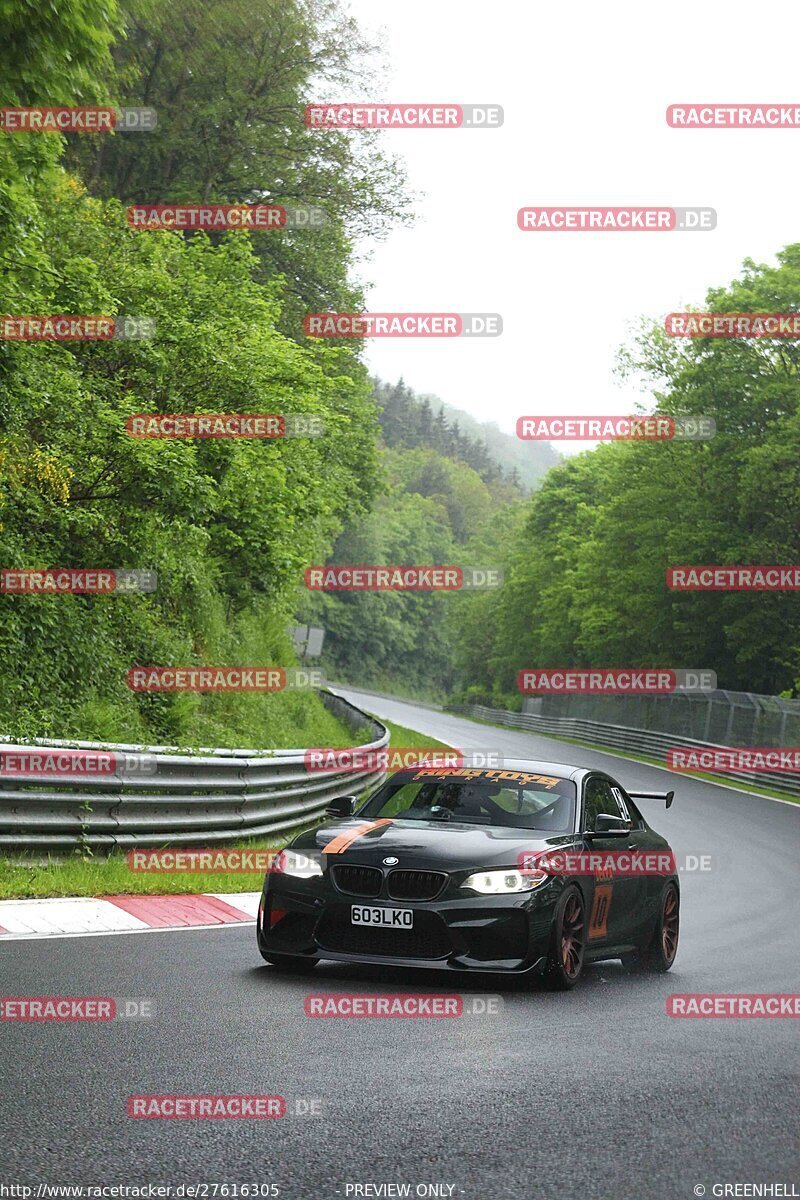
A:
[358, 769, 576, 832]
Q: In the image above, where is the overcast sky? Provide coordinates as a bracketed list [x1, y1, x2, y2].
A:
[342, 0, 800, 453]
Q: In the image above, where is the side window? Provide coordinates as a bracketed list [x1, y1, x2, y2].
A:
[583, 777, 625, 831]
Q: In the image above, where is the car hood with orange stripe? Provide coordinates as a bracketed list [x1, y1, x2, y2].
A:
[292, 818, 575, 871]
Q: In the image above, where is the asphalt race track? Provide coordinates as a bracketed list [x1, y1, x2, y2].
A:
[1, 687, 798, 1199]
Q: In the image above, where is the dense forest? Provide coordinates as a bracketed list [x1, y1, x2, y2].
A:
[298, 377, 528, 695]
[453, 249, 800, 704]
[312, 258, 800, 703]
[374, 378, 559, 492]
[0, 0, 402, 745]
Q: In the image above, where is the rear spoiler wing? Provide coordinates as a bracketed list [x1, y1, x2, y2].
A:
[628, 790, 674, 809]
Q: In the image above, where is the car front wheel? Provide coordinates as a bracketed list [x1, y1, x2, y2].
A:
[544, 886, 586, 990]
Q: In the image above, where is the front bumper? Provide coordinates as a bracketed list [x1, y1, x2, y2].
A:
[257, 874, 560, 975]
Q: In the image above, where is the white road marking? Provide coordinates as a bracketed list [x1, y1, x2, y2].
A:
[209, 892, 261, 917]
[0, 892, 258, 940]
[0, 896, 151, 934]
[0, 921, 251, 942]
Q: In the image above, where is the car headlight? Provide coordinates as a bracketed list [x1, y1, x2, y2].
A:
[462, 868, 548, 894]
[274, 849, 322, 879]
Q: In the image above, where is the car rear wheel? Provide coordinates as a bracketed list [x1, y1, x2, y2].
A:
[624, 883, 679, 973]
[544, 886, 585, 990]
[260, 951, 319, 972]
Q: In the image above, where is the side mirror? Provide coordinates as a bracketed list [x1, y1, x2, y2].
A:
[325, 795, 357, 817]
[586, 813, 631, 839]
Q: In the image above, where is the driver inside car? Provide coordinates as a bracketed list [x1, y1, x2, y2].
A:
[409, 779, 475, 819]
[455, 782, 504, 819]
[427, 780, 504, 821]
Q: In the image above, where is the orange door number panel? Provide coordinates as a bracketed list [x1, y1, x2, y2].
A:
[588, 883, 613, 940]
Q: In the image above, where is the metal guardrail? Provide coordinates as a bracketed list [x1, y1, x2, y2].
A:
[521, 687, 800, 748]
[448, 704, 800, 799]
[0, 690, 388, 851]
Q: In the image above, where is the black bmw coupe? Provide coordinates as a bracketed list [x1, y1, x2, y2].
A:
[257, 761, 679, 989]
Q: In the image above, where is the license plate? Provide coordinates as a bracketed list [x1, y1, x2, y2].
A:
[351, 905, 413, 929]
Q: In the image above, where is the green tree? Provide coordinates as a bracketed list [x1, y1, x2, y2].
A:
[66, 0, 411, 328]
